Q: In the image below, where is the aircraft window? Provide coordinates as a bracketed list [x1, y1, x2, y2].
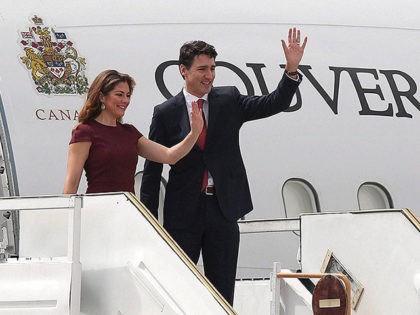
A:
[134, 170, 167, 224]
[282, 178, 320, 218]
[357, 182, 393, 210]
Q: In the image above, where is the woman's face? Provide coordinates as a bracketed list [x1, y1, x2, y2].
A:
[100, 82, 131, 119]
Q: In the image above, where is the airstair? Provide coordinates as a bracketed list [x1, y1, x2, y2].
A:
[0, 194, 419, 314]
[0, 193, 234, 314]
[235, 209, 420, 315]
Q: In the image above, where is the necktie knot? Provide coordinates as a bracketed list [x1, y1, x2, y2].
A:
[197, 98, 205, 110]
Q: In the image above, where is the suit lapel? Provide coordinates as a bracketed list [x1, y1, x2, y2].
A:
[206, 88, 221, 148]
[172, 91, 190, 139]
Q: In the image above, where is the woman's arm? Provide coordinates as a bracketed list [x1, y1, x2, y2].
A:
[137, 101, 203, 164]
[63, 142, 91, 194]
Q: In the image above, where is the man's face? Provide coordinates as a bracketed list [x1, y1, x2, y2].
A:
[180, 54, 215, 98]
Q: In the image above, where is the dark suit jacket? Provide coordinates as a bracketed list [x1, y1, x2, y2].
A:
[140, 73, 301, 229]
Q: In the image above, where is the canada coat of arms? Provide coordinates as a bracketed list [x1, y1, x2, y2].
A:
[19, 16, 88, 95]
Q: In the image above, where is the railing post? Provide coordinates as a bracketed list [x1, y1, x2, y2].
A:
[270, 262, 283, 315]
[68, 195, 82, 315]
[67, 196, 82, 262]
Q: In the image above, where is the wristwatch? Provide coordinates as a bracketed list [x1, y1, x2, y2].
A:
[285, 69, 298, 76]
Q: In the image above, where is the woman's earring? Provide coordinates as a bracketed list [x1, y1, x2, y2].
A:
[101, 103, 105, 110]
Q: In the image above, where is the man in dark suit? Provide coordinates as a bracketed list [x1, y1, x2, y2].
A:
[140, 28, 307, 305]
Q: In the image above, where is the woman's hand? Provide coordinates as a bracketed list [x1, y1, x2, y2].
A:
[137, 101, 205, 165]
[190, 101, 204, 136]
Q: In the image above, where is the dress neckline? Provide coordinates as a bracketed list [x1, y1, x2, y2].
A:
[92, 119, 118, 128]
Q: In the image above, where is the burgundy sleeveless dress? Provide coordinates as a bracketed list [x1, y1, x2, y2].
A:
[70, 119, 143, 193]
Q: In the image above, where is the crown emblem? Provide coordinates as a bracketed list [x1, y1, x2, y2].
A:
[19, 16, 88, 95]
[31, 15, 43, 25]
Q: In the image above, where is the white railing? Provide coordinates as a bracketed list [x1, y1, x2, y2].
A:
[238, 218, 300, 234]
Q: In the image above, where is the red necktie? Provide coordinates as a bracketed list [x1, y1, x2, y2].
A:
[196, 99, 208, 192]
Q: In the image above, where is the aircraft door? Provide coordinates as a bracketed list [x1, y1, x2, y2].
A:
[0, 92, 19, 258]
[0, 93, 17, 197]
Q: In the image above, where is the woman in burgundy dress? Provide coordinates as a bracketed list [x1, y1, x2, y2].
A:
[63, 69, 203, 194]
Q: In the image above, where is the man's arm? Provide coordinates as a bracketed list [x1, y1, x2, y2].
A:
[140, 106, 165, 219]
[238, 27, 307, 121]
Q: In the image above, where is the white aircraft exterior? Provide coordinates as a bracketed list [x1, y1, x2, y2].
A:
[1, 1, 419, 203]
[0, 0, 418, 203]
[0, 1, 419, 313]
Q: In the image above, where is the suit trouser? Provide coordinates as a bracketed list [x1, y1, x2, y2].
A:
[165, 193, 240, 306]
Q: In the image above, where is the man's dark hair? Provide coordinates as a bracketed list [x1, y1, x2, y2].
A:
[179, 40, 218, 69]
